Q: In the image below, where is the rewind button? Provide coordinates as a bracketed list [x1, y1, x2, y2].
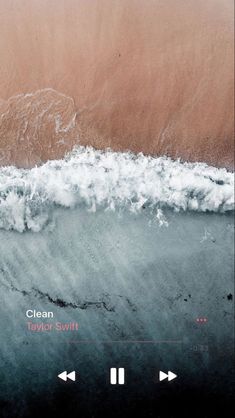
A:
[58, 371, 76, 382]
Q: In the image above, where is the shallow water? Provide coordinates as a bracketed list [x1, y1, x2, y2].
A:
[0, 204, 234, 416]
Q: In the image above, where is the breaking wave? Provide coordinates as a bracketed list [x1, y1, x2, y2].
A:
[0, 146, 234, 232]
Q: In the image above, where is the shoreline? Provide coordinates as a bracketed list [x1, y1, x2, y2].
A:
[0, 87, 234, 171]
[0, 0, 234, 169]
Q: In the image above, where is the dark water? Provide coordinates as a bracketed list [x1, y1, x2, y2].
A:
[0, 206, 234, 417]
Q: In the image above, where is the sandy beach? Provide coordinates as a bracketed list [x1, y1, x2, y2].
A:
[0, 0, 234, 168]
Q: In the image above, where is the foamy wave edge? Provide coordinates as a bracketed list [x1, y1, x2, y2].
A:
[0, 146, 234, 232]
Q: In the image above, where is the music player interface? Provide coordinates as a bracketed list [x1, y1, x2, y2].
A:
[0, 1, 234, 417]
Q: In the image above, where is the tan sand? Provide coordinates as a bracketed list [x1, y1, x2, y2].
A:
[0, 0, 234, 169]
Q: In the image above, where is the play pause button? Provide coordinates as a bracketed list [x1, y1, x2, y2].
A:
[110, 368, 125, 385]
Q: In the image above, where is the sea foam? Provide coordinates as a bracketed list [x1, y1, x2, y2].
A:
[0, 146, 234, 232]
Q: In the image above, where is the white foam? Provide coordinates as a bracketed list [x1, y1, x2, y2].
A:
[0, 146, 234, 232]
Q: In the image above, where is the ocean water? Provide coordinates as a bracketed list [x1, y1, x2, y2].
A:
[0, 147, 234, 417]
[0, 146, 234, 232]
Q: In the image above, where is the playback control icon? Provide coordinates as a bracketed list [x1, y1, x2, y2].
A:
[58, 371, 76, 382]
[159, 371, 177, 382]
[110, 368, 125, 385]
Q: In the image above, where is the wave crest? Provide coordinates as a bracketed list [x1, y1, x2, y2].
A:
[0, 146, 234, 232]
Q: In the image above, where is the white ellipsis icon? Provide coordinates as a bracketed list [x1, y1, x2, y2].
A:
[110, 368, 125, 385]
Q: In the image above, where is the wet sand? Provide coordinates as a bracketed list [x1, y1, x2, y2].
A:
[0, 0, 234, 169]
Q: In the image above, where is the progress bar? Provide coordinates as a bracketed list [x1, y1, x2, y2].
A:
[68, 340, 183, 344]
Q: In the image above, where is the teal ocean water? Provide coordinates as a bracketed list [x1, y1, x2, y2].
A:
[0, 147, 234, 416]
